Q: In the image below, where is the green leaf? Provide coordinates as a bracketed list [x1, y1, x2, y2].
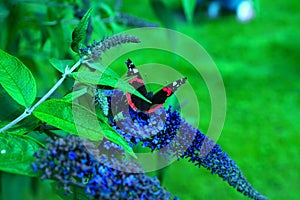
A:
[182, 0, 196, 23]
[0, 115, 40, 135]
[0, 49, 37, 108]
[0, 134, 41, 176]
[63, 88, 88, 102]
[101, 124, 136, 158]
[49, 58, 74, 73]
[71, 8, 93, 53]
[33, 99, 103, 141]
[86, 62, 121, 79]
[33, 99, 135, 157]
[71, 71, 151, 103]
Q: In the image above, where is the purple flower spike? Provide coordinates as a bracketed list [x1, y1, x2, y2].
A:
[109, 90, 267, 200]
[33, 135, 176, 200]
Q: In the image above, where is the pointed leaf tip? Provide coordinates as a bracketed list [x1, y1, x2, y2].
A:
[0, 50, 36, 108]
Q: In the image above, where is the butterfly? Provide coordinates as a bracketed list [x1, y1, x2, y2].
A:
[125, 59, 187, 113]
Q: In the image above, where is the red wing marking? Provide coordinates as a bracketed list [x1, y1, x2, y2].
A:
[126, 92, 138, 111]
[129, 77, 144, 84]
[146, 104, 164, 114]
[162, 87, 173, 96]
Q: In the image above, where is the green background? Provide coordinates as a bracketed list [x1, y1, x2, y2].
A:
[0, 0, 299, 199]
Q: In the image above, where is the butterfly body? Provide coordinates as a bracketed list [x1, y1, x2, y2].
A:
[125, 59, 186, 113]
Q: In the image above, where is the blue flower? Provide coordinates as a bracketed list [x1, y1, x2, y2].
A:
[124, 174, 136, 187]
[33, 89, 266, 200]
[68, 151, 77, 160]
[33, 135, 176, 200]
[109, 90, 267, 200]
[143, 111, 267, 200]
[31, 163, 38, 172]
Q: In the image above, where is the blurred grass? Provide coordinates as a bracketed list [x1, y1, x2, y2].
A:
[1, 0, 299, 199]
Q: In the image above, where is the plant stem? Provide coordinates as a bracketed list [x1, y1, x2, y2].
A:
[0, 58, 85, 133]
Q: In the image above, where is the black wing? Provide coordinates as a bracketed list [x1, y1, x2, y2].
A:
[125, 59, 152, 111]
[126, 59, 147, 96]
[146, 77, 187, 113]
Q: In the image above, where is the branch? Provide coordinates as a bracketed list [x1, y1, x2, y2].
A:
[0, 57, 85, 133]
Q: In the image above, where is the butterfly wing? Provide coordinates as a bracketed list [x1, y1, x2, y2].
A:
[125, 59, 152, 111]
[146, 77, 187, 113]
[126, 59, 147, 96]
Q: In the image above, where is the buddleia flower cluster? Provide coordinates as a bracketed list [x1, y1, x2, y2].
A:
[94, 88, 111, 116]
[106, 90, 267, 200]
[79, 34, 141, 61]
[32, 134, 177, 200]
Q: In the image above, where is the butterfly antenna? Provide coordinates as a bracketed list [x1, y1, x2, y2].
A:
[126, 59, 134, 69]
